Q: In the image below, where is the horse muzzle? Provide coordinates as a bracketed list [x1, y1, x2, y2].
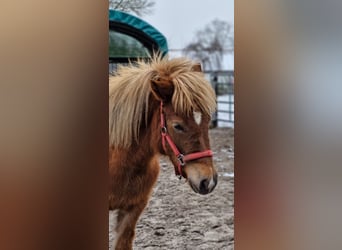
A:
[185, 164, 218, 195]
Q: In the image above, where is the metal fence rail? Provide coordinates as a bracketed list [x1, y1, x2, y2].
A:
[205, 71, 234, 128]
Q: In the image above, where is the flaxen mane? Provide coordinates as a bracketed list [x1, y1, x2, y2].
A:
[109, 56, 216, 149]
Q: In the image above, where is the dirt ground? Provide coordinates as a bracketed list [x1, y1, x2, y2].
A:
[109, 128, 234, 250]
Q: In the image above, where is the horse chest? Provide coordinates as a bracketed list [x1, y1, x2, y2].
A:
[109, 155, 160, 210]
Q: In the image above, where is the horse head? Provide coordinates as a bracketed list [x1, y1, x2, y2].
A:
[150, 63, 218, 195]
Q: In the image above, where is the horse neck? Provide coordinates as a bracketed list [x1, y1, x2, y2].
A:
[128, 100, 163, 158]
[148, 103, 164, 155]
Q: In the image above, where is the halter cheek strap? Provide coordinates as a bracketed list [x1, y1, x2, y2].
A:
[160, 102, 213, 179]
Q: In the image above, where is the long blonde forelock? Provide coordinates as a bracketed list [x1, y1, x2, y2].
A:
[109, 56, 216, 149]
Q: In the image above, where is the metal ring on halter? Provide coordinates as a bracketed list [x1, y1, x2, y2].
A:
[161, 126, 167, 134]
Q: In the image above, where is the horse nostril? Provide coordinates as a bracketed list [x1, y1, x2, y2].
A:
[199, 178, 209, 194]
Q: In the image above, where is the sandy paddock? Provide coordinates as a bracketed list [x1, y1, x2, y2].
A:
[109, 128, 234, 250]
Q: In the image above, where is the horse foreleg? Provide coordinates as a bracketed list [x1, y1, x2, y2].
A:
[112, 203, 147, 250]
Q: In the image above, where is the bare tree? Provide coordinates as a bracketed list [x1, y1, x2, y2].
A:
[184, 19, 233, 71]
[109, 0, 155, 17]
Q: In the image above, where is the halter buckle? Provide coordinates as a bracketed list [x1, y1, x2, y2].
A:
[177, 154, 185, 166]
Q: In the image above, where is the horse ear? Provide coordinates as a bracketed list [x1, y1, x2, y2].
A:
[192, 63, 202, 72]
[150, 77, 174, 102]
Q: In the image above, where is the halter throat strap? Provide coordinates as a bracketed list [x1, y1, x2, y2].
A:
[159, 101, 213, 179]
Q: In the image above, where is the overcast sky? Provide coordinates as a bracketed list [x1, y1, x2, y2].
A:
[143, 0, 234, 69]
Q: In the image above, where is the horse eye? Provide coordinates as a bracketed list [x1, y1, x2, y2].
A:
[173, 124, 185, 132]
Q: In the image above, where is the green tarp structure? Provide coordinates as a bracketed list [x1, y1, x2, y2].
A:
[109, 10, 168, 62]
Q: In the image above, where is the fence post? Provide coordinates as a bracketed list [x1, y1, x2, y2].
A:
[212, 75, 218, 128]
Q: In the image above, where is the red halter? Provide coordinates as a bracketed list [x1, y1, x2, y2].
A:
[160, 101, 213, 179]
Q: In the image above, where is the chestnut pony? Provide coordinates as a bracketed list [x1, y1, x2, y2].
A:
[109, 56, 218, 250]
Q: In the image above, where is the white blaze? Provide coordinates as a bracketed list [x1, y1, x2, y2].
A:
[193, 111, 202, 125]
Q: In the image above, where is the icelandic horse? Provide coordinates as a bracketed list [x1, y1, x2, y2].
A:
[109, 56, 218, 249]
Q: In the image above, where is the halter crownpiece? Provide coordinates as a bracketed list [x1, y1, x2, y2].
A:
[159, 101, 213, 179]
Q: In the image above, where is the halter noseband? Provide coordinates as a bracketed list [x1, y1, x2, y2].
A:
[160, 101, 213, 179]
